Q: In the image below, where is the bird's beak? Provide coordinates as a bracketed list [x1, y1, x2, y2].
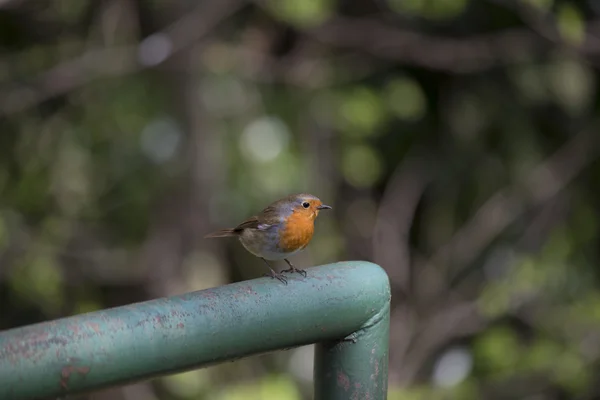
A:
[317, 204, 332, 210]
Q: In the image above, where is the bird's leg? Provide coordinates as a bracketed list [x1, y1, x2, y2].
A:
[282, 258, 307, 277]
[261, 258, 287, 284]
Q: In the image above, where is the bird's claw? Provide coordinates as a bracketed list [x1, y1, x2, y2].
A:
[264, 270, 288, 285]
[282, 267, 307, 277]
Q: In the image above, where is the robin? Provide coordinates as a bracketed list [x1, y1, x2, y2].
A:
[204, 193, 332, 284]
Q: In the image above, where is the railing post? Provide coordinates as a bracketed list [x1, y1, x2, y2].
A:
[0, 261, 390, 400]
[314, 302, 390, 399]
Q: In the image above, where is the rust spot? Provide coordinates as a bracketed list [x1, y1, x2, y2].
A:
[350, 383, 364, 400]
[60, 365, 91, 389]
[370, 359, 380, 382]
[337, 371, 350, 391]
[177, 323, 184, 329]
[200, 291, 218, 299]
[87, 322, 101, 333]
[68, 325, 81, 335]
[1, 330, 60, 365]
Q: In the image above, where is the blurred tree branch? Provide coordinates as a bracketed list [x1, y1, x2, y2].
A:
[373, 151, 433, 294]
[306, 16, 600, 72]
[427, 124, 599, 295]
[0, 0, 245, 116]
[491, 0, 600, 49]
[0, 0, 23, 8]
[5, 1, 600, 118]
[382, 124, 600, 386]
[3, 0, 600, 397]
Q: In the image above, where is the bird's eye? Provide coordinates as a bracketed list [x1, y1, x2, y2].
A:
[302, 201, 310, 209]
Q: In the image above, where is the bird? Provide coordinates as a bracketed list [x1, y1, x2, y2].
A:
[204, 193, 332, 284]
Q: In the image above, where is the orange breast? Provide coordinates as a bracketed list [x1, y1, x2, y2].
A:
[279, 211, 315, 253]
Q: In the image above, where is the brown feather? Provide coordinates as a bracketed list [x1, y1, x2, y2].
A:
[205, 209, 281, 239]
[234, 206, 283, 230]
[256, 206, 284, 226]
[233, 216, 261, 231]
[204, 229, 237, 238]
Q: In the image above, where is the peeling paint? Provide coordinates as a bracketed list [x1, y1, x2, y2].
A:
[0, 261, 390, 400]
[337, 371, 350, 391]
[60, 365, 90, 389]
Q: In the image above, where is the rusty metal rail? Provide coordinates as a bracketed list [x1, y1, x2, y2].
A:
[0, 261, 390, 400]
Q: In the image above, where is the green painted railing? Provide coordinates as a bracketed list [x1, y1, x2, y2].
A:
[0, 261, 390, 400]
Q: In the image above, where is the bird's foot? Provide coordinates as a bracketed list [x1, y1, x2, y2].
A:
[263, 269, 288, 285]
[283, 259, 307, 277]
[282, 267, 307, 277]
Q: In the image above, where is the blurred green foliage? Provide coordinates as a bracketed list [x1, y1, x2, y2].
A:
[1, 0, 600, 399]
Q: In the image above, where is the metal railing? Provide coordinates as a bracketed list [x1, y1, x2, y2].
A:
[0, 261, 390, 400]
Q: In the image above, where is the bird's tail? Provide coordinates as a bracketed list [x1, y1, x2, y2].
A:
[204, 228, 238, 238]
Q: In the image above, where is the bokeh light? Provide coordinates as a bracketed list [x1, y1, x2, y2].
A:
[1, 1, 600, 399]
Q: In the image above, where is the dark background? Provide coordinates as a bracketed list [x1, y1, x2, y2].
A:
[1, 0, 600, 399]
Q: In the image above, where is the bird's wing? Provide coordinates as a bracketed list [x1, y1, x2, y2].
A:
[234, 206, 282, 232]
[233, 216, 262, 231]
[258, 206, 285, 226]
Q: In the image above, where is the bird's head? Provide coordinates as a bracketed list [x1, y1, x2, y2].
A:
[288, 193, 332, 221]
